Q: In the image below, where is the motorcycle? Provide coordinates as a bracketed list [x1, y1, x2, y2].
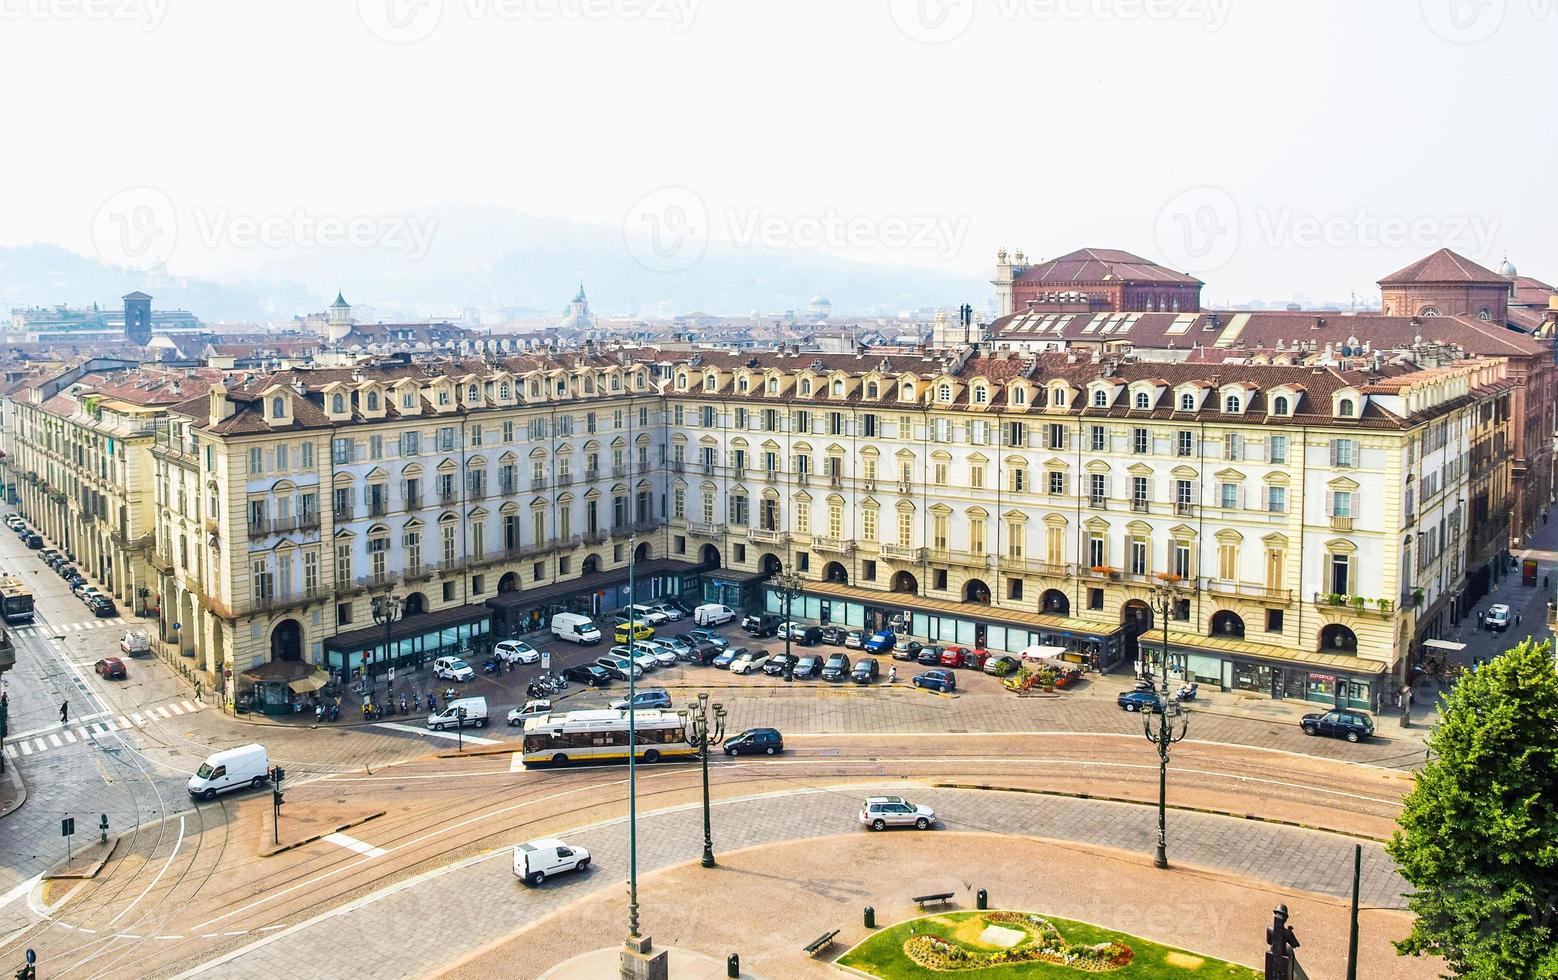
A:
[1174, 683, 1199, 703]
[481, 659, 500, 675]
[1132, 679, 1157, 693]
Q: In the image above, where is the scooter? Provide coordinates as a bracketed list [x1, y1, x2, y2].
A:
[481, 659, 500, 675]
[1174, 683, 1199, 703]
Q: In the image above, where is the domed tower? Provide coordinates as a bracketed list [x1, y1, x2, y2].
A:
[327, 291, 353, 342]
[807, 294, 832, 320]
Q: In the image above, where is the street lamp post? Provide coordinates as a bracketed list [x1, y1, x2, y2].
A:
[772, 568, 804, 681]
[1146, 578, 1191, 870]
[682, 692, 728, 868]
[371, 593, 402, 694]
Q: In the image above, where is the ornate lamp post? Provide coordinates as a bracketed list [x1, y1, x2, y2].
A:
[1145, 577, 1191, 869]
[772, 568, 805, 681]
[370, 592, 402, 688]
[682, 692, 728, 868]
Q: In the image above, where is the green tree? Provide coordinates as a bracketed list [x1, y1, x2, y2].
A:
[1387, 638, 1558, 978]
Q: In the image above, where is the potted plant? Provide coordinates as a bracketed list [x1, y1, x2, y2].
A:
[1351, 595, 1366, 611]
[1412, 587, 1424, 608]
[1377, 597, 1393, 612]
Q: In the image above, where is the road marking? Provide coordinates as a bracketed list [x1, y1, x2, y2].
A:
[118, 716, 132, 729]
[371, 722, 501, 745]
[110, 814, 184, 925]
[0, 874, 41, 911]
[259, 924, 286, 931]
[153, 706, 171, 719]
[167, 703, 185, 715]
[509, 752, 525, 773]
[131, 713, 146, 726]
[322, 833, 388, 859]
[48, 734, 62, 748]
[75, 727, 89, 740]
[154, 935, 183, 940]
[3, 746, 15, 759]
[181, 700, 197, 712]
[62, 729, 76, 744]
[31, 739, 45, 753]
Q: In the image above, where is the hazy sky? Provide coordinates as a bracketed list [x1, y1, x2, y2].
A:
[2, 0, 1553, 307]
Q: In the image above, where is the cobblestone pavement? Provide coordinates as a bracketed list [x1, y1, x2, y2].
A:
[192, 786, 1408, 979]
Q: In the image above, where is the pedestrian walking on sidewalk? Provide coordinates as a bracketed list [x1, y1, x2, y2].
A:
[1516, 611, 1522, 626]
[59, 701, 68, 724]
[1476, 610, 1484, 628]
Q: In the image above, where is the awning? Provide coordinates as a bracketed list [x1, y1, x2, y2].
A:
[325, 602, 490, 653]
[1423, 639, 1467, 652]
[288, 673, 329, 693]
[799, 580, 1123, 638]
[1140, 632, 1389, 675]
[240, 659, 315, 683]
[485, 558, 712, 611]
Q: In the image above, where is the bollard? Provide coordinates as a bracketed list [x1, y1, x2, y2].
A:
[727, 952, 739, 978]
[864, 905, 876, 929]
[977, 889, 988, 910]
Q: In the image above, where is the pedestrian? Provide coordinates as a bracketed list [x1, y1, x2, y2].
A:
[1393, 690, 1402, 710]
[59, 701, 68, 724]
[1407, 688, 1414, 709]
[1476, 610, 1484, 628]
[1516, 611, 1522, 626]
[888, 666, 898, 685]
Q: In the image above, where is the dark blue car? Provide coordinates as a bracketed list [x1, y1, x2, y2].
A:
[912, 668, 957, 693]
[1117, 690, 1164, 713]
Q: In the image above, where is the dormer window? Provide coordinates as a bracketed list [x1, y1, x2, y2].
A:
[402, 392, 415, 409]
[737, 377, 749, 393]
[499, 383, 510, 399]
[467, 384, 478, 401]
[530, 381, 542, 397]
[438, 390, 450, 406]
[974, 386, 987, 405]
[900, 384, 914, 400]
[1179, 393, 1195, 411]
[1338, 398, 1355, 417]
[938, 383, 952, 402]
[1224, 395, 1240, 413]
[1135, 392, 1150, 410]
[1092, 390, 1107, 407]
[767, 377, 778, 394]
[366, 391, 380, 412]
[832, 379, 844, 396]
[866, 382, 879, 398]
[704, 373, 717, 391]
[331, 393, 346, 414]
[271, 397, 285, 419]
[612, 375, 622, 390]
[800, 378, 812, 395]
[1011, 387, 1026, 406]
[1052, 388, 1066, 406]
[1273, 396, 1289, 415]
[555, 379, 567, 395]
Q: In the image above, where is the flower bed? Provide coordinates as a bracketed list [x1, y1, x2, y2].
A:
[903, 913, 1132, 972]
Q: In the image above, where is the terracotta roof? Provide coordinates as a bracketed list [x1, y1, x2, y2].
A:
[1378, 248, 1507, 285]
[1013, 247, 1202, 286]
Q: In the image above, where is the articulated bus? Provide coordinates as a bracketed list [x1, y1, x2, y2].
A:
[520, 709, 694, 767]
[0, 576, 34, 624]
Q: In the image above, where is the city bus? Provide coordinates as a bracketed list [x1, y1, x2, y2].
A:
[0, 576, 34, 624]
[520, 709, 694, 767]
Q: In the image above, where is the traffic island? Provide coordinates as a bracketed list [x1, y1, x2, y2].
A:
[258, 806, 384, 857]
[44, 836, 118, 881]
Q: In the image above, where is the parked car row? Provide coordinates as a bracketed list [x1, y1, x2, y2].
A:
[8, 513, 43, 549]
[36, 541, 117, 616]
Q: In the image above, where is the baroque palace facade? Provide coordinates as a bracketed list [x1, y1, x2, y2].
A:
[3, 346, 1514, 714]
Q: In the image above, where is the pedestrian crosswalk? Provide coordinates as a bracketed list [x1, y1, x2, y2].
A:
[2, 700, 202, 760]
[10, 619, 118, 638]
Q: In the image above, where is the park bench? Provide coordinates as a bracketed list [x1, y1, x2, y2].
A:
[912, 891, 955, 910]
[803, 929, 841, 956]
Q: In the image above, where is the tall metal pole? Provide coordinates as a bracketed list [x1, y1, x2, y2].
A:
[1346, 843, 1361, 980]
[683, 692, 726, 868]
[626, 493, 640, 938]
[1146, 581, 1189, 870]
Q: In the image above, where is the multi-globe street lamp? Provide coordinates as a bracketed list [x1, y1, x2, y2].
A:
[1145, 577, 1191, 870]
[370, 592, 402, 694]
[681, 692, 728, 868]
[771, 567, 805, 681]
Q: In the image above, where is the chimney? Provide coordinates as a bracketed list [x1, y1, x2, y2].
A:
[207, 380, 235, 427]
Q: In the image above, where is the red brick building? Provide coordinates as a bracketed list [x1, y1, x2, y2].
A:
[993, 247, 1202, 317]
[1378, 248, 1511, 323]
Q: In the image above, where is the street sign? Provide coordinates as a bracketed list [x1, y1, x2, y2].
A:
[60, 818, 74, 837]
[172, 622, 181, 631]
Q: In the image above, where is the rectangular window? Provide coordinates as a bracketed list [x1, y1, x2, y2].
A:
[1047, 471, 1065, 495]
[438, 427, 455, 452]
[249, 447, 263, 473]
[1267, 486, 1287, 513]
[862, 510, 877, 542]
[1330, 554, 1351, 595]
[1007, 421, 1026, 448]
[1132, 476, 1149, 510]
[1331, 439, 1356, 468]
[1331, 490, 1353, 518]
[300, 442, 314, 468]
[303, 551, 318, 593]
[1175, 479, 1193, 513]
[1008, 578, 1023, 600]
[970, 463, 984, 489]
[335, 542, 352, 588]
[863, 414, 878, 438]
[332, 438, 353, 464]
[1265, 609, 1284, 633]
[276, 444, 289, 471]
[1176, 431, 1194, 457]
[1047, 424, 1067, 450]
[1089, 425, 1106, 451]
[1087, 587, 1103, 611]
[1132, 428, 1149, 454]
[1268, 435, 1286, 464]
[1220, 482, 1239, 509]
[1172, 541, 1191, 578]
[1129, 537, 1147, 576]
[1225, 433, 1242, 460]
[1218, 541, 1238, 580]
[1089, 473, 1106, 503]
[897, 511, 912, 547]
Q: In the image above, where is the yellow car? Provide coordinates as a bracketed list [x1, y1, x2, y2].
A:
[614, 621, 655, 644]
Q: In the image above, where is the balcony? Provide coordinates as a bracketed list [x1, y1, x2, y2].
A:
[748, 527, 788, 545]
[582, 530, 610, 545]
[253, 587, 321, 613]
[896, 482, 913, 495]
[467, 486, 488, 501]
[404, 562, 435, 581]
[613, 465, 627, 478]
[1311, 592, 1398, 616]
[585, 469, 600, 482]
[298, 513, 321, 531]
[828, 473, 843, 488]
[1330, 515, 1354, 531]
[1088, 496, 1108, 510]
[1202, 579, 1292, 604]
[367, 500, 388, 517]
[531, 478, 549, 491]
[688, 522, 720, 537]
[335, 505, 356, 521]
[357, 572, 397, 590]
[670, 461, 685, 473]
[1077, 565, 1119, 582]
[557, 475, 574, 488]
[632, 520, 659, 535]
[795, 472, 809, 486]
[879, 544, 924, 562]
[148, 551, 173, 574]
[438, 491, 458, 505]
[1174, 503, 1196, 516]
[1131, 499, 1150, 513]
[404, 495, 423, 511]
[438, 558, 466, 573]
[813, 536, 855, 554]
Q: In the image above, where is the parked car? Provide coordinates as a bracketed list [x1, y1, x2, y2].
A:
[513, 838, 591, 887]
[639, 641, 678, 668]
[72, 581, 94, 598]
[850, 657, 880, 684]
[427, 696, 488, 730]
[88, 595, 117, 617]
[940, 646, 984, 669]
[819, 626, 850, 646]
[688, 642, 725, 666]
[614, 621, 655, 644]
[729, 649, 770, 674]
[646, 602, 684, 622]
[433, 656, 475, 682]
[892, 642, 920, 662]
[551, 612, 602, 645]
[562, 663, 612, 687]
[662, 634, 697, 658]
[777, 621, 808, 641]
[57, 564, 79, 581]
[792, 655, 822, 679]
[40, 550, 61, 567]
[983, 654, 1020, 676]
[692, 603, 736, 626]
[723, 727, 783, 756]
[843, 630, 865, 650]
[687, 628, 728, 648]
[863, 630, 897, 655]
[78, 587, 105, 605]
[1300, 709, 1375, 743]
[712, 645, 749, 669]
[619, 604, 668, 626]
[762, 652, 798, 677]
[508, 699, 553, 725]
[611, 647, 657, 674]
[494, 640, 542, 665]
[1117, 690, 1164, 713]
[819, 652, 852, 681]
[187, 744, 269, 800]
[1486, 603, 1512, 632]
[742, 613, 781, 637]
[610, 689, 673, 711]
[593, 654, 642, 681]
[915, 645, 943, 665]
[913, 668, 957, 693]
[858, 796, 936, 831]
[23, 533, 43, 550]
[94, 657, 127, 679]
[795, 626, 824, 646]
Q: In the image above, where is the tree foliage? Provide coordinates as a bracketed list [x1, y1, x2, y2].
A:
[1387, 638, 1558, 978]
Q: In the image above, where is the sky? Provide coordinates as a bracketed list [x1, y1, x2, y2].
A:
[1, 0, 1553, 310]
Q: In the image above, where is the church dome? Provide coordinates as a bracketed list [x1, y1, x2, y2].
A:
[1497, 256, 1518, 278]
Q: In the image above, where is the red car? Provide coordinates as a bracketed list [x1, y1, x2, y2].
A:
[94, 657, 127, 680]
[939, 646, 986, 669]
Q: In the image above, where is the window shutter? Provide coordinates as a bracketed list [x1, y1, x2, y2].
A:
[1236, 484, 1245, 510]
[1329, 440, 1339, 466]
[1323, 491, 1333, 517]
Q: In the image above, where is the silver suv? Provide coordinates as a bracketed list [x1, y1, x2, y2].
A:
[858, 796, 936, 831]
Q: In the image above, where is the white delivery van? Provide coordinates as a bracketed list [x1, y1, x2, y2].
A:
[551, 612, 602, 645]
[119, 629, 152, 657]
[512, 837, 592, 886]
[427, 696, 488, 730]
[188, 744, 269, 800]
[693, 603, 736, 626]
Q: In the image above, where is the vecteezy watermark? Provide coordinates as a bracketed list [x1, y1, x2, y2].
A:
[90, 189, 440, 269]
[0, 0, 169, 30]
[889, 0, 1231, 44]
[1154, 186, 1501, 275]
[1419, 0, 1507, 43]
[359, 0, 700, 43]
[622, 186, 969, 272]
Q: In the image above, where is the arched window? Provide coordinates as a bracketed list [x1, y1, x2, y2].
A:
[1053, 389, 1066, 406]
[468, 384, 479, 401]
[366, 391, 380, 411]
[832, 379, 844, 396]
[938, 383, 951, 402]
[1338, 399, 1355, 417]
[271, 397, 285, 418]
[974, 386, 987, 405]
[1179, 393, 1195, 411]
[767, 377, 779, 393]
[677, 373, 688, 390]
[737, 377, 748, 393]
[704, 373, 717, 391]
[1225, 395, 1240, 413]
[1273, 396, 1289, 415]
[1135, 392, 1150, 409]
[1093, 390, 1107, 407]
[866, 382, 879, 398]
[331, 393, 345, 414]
[499, 383, 510, 399]
[800, 378, 812, 395]
[901, 385, 914, 400]
[1011, 387, 1026, 405]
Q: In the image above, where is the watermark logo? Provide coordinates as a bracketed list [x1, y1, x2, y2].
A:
[1155, 186, 1240, 276]
[888, 0, 976, 44]
[1419, 0, 1506, 42]
[359, 0, 444, 44]
[623, 186, 710, 273]
[91, 186, 178, 271]
[0, 0, 169, 30]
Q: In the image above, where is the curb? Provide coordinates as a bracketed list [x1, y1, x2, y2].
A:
[0, 758, 28, 820]
[931, 782, 1392, 843]
[259, 809, 386, 857]
[45, 836, 120, 880]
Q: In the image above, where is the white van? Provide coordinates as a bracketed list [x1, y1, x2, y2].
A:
[551, 612, 602, 645]
[513, 837, 591, 886]
[119, 629, 151, 657]
[427, 696, 488, 731]
[188, 744, 269, 800]
[693, 603, 736, 626]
